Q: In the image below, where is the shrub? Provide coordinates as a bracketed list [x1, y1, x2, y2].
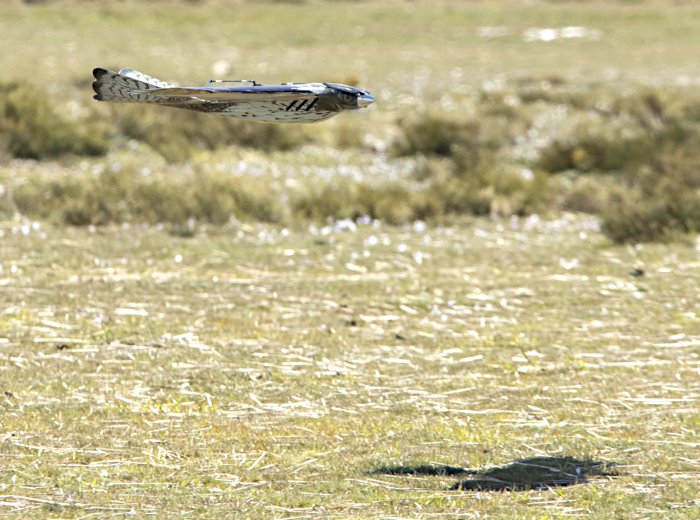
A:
[114, 104, 310, 162]
[10, 166, 284, 227]
[292, 182, 369, 222]
[560, 174, 619, 215]
[412, 157, 552, 218]
[537, 112, 654, 174]
[291, 180, 438, 226]
[329, 118, 365, 149]
[0, 82, 108, 160]
[600, 135, 700, 242]
[390, 112, 481, 159]
[361, 183, 419, 225]
[601, 185, 686, 243]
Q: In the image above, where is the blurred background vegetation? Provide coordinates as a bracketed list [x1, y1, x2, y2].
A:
[2, 0, 700, 242]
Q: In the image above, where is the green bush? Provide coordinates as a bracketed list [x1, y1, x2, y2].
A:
[292, 182, 371, 223]
[560, 174, 618, 215]
[0, 82, 108, 160]
[10, 166, 284, 227]
[329, 118, 365, 149]
[600, 184, 691, 243]
[114, 104, 311, 162]
[600, 132, 700, 242]
[426, 163, 553, 218]
[390, 112, 481, 159]
[291, 180, 437, 226]
[537, 112, 654, 174]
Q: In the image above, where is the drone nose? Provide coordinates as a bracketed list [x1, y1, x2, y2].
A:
[357, 92, 375, 108]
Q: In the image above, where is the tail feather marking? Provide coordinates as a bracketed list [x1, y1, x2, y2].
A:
[92, 67, 175, 103]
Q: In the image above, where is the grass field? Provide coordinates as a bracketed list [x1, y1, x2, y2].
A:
[1, 217, 699, 517]
[1, 0, 700, 518]
[5, 0, 700, 96]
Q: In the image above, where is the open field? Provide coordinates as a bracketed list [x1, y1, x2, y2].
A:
[1, 217, 699, 517]
[5, 0, 700, 97]
[1, 0, 700, 517]
[0, 216, 700, 518]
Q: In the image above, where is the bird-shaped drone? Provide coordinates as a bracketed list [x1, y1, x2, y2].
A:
[92, 67, 375, 123]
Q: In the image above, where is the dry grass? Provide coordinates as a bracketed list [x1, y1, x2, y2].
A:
[1, 2, 700, 517]
[0, 216, 698, 517]
[5, 0, 700, 110]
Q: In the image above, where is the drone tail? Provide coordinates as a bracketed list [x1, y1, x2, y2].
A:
[92, 68, 175, 103]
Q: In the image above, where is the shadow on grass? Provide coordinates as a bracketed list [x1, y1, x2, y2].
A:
[370, 463, 475, 477]
[371, 456, 618, 491]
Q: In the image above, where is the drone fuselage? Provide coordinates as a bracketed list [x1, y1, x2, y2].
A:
[92, 68, 375, 123]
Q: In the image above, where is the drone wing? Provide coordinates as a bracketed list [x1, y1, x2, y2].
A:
[137, 86, 316, 103]
[136, 85, 333, 122]
[93, 67, 337, 122]
[92, 67, 176, 102]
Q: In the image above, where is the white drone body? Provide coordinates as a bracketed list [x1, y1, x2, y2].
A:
[92, 68, 375, 123]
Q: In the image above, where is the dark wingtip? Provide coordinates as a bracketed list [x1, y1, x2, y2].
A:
[91, 78, 103, 100]
[92, 68, 108, 101]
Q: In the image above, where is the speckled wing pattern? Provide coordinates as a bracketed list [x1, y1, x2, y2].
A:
[92, 68, 176, 102]
[92, 68, 340, 123]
